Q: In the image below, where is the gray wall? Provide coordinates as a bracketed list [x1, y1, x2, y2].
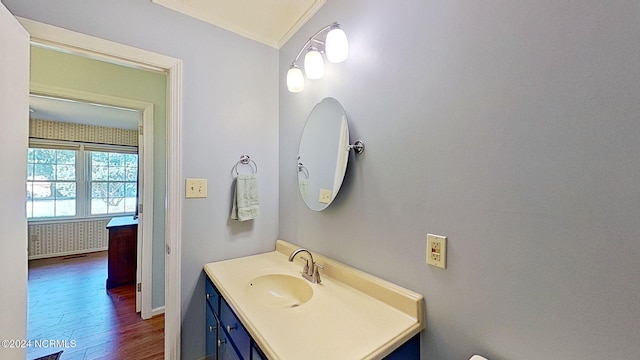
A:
[4, 1, 279, 359]
[279, 1, 640, 359]
[7, 0, 640, 359]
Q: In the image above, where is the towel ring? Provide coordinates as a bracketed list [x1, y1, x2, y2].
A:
[233, 154, 258, 176]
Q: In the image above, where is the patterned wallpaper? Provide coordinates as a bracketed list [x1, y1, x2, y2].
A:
[28, 119, 137, 259]
[28, 220, 110, 259]
[29, 118, 138, 146]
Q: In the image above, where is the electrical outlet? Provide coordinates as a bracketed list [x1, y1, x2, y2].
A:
[426, 234, 447, 269]
[318, 188, 332, 204]
[185, 178, 208, 198]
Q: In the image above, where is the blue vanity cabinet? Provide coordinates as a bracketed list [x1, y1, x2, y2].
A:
[383, 334, 420, 359]
[219, 298, 252, 359]
[206, 277, 265, 360]
[218, 329, 241, 360]
[251, 344, 267, 360]
[205, 303, 219, 360]
[205, 279, 220, 360]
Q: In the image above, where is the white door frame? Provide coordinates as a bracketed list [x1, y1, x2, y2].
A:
[19, 17, 183, 360]
[0, 5, 30, 359]
[30, 83, 155, 317]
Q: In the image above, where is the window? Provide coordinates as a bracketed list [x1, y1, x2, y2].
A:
[26, 141, 138, 220]
[26, 148, 77, 218]
[88, 151, 138, 215]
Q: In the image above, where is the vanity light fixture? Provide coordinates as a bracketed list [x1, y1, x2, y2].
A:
[304, 46, 325, 80]
[286, 22, 349, 93]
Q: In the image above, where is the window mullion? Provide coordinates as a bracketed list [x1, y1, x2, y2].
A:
[76, 145, 87, 218]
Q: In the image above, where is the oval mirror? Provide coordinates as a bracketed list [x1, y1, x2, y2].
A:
[297, 97, 350, 211]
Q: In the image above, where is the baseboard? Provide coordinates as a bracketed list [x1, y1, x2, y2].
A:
[28, 247, 108, 260]
[151, 306, 165, 317]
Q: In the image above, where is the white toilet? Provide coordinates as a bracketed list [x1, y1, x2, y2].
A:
[470, 356, 488, 360]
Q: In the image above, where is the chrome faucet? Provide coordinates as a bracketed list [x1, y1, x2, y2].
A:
[288, 248, 323, 284]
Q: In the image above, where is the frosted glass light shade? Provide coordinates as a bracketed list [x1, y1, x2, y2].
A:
[325, 27, 349, 63]
[287, 66, 304, 93]
[304, 49, 325, 79]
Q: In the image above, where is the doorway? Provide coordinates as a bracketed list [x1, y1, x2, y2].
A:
[29, 74, 158, 318]
[19, 17, 183, 359]
[27, 53, 161, 357]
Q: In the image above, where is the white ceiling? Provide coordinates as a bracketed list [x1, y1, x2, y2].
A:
[29, 95, 141, 130]
[151, 0, 326, 48]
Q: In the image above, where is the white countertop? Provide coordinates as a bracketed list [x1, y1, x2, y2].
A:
[204, 240, 425, 360]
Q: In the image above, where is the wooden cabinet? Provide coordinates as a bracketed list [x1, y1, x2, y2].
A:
[106, 216, 138, 289]
[204, 277, 419, 359]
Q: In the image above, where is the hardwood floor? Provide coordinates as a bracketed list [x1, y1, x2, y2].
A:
[28, 252, 164, 360]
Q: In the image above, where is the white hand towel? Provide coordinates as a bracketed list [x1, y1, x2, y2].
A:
[231, 174, 260, 221]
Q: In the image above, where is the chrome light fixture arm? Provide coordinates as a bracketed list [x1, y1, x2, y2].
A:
[286, 22, 348, 92]
[289, 22, 339, 67]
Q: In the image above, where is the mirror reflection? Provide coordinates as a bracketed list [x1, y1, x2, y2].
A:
[297, 97, 350, 211]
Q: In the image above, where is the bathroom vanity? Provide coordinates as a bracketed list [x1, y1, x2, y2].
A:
[203, 240, 424, 359]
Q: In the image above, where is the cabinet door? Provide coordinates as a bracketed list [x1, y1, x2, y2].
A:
[206, 304, 218, 360]
[383, 333, 420, 359]
[206, 279, 220, 314]
[219, 299, 251, 359]
[218, 329, 241, 360]
[251, 342, 267, 360]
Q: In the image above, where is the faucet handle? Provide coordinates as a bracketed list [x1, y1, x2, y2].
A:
[312, 263, 324, 284]
[300, 256, 310, 274]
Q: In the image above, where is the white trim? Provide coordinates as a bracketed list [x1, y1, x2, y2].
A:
[152, 0, 277, 47]
[276, 0, 326, 48]
[20, 18, 173, 72]
[27, 247, 108, 261]
[151, 0, 325, 49]
[164, 58, 183, 360]
[0, 6, 30, 357]
[19, 18, 183, 360]
[139, 101, 155, 319]
[151, 305, 166, 317]
[31, 83, 154, 114]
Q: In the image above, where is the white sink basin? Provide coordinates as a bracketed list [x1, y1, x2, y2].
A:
[245, 274, 313, 308]
[205, 240, 424, 360]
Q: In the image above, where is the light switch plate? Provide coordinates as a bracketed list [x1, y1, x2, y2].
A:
[185, 178, 207, 198]
[426, 234, 447, 269]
